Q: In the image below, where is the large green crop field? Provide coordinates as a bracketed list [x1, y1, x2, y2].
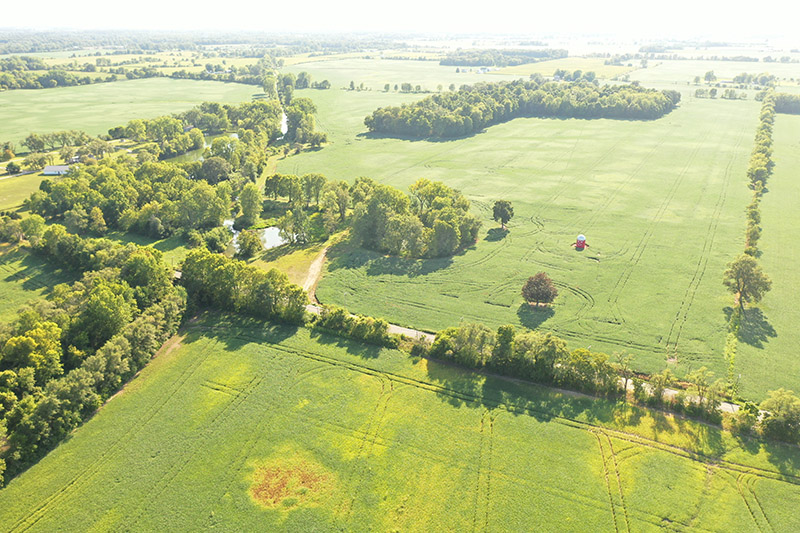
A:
[0, 245, 75, 322]
[0, 78, 259, 145]
[1, 314, 798, 532]
[277, 77, 765, 395]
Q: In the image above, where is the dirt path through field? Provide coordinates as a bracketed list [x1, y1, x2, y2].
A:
[303, 246, 329, 304]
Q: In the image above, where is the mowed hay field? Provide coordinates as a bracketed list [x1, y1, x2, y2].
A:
[1, 314, 798, 532]
[278, 77, 760, 393]
[0, 245, 75, 323]
[0, 78, 259, 145]
[735, 114, 800, 397]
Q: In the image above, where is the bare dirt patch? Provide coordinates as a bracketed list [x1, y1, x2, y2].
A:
[250, 457, 332, 509]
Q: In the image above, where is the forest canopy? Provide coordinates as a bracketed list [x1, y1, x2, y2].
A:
[364, 79, 681, 139]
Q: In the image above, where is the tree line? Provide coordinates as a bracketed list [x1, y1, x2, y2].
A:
[440, 49, 567, 67]
[0, 223, 185, 485]
[364, 79, 681, 139]
[774, 93, 800, 115]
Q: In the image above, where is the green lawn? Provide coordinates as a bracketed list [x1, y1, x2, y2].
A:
[0, 244, 76, 323]
[0, 78, 260, 146]
[0, 313, 797, 531]
[0, 173, 44, 212]
[278, 84, 759, 394]
[735, 113, 800, 398]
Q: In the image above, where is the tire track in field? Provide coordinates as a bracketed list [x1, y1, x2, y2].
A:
[663, 123, 746, 357]
[122, 371, 265, 531]
[593, 431, 630, 533]
[580, 137, 667, 232]
[534, 126, 626, 218]
[606, 139, 704, 326]
[471, 411, 495, 533]
[341, 375, 398, 522]
[10, 339, 221, 533]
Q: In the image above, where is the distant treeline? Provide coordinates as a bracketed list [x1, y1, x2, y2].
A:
[440, 48, 567, 67]
[775, 93, 800, 114]
[364, 79, 681, 139]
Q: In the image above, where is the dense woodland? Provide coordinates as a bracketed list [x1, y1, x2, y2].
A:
[364, 79, 681, 138]
[439, 48, 567, 67]
[775, 92, 800, 114]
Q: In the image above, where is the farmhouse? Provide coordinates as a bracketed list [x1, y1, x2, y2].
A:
[42, 165, 70, 176]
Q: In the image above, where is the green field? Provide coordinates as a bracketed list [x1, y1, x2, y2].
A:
[0, 78, 260, 146]
[1, 314, 798, 531]
[0, 173, 44, 212]
[734, 114, 800, 398]
[277, 80, 764, 395]
[0, 245, 75, 322]
[492, 57, 634, 78]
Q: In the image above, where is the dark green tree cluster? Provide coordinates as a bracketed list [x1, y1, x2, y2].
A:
[25, 158, 232, 240]
[440, 48, 567, 67]
[0, 227, 185, 485]
[181, 248, 306, 324]
[552, 69, 596, 82]
[313, 305, 395, 348]
[364, 79, 681, 139]
[21, 130, 91, 153]
[351, 177, 481, 258]
[284, 97, 327, 146]
[774, 93, 800, 114]
[430, 324, 619, 395]
[732, 72, 776, 86]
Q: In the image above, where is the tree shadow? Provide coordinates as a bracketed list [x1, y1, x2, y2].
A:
[723, 306, 777, 348]
[182, 312, 300, 352]
[516, 304, 555, 330]
[485, 228, 508, 242]
[764, 441, 800, 476]
[324, 239, 452, 278]
[309, 328, 384, 359]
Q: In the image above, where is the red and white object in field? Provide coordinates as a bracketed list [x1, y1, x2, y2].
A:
[575, 234, 587, 249]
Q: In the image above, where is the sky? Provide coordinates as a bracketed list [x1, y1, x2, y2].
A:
[2, 0, 799, 42]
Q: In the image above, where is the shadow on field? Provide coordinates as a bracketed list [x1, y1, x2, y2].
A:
[0, 247, 74, 292]
[324, 240, 452, 277]
[516, 304, 555, 329]
[309, 328, 383, 359]
[485, 228, 508, 242]
[184, 312, 299, 352]
[724, 306, 777, 348]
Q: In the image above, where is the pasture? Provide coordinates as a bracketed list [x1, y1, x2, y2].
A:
[0, 245, 75, 322]
[492, 56, 635, 78]
[734, 113, 800, 398]
[278, 80, 762, 395]
[0, 314, 797, 531]
[0, 78, 259, 146]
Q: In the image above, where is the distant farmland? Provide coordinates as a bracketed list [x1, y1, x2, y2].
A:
[0, 78, 258, 146]
[1, 315, 797, 531]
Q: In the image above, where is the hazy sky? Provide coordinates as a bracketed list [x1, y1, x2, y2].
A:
[3, 0, 799, 41]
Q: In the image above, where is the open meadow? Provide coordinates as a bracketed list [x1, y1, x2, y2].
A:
[277, 69, 766, 395]
[0, 313, 798, 532]
[0, 78, 259, 146]
[0, 244, 75, 322]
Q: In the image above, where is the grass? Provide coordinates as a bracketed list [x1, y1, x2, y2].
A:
[0, 312, 797, 531]
[0, 173, 44, 212]
[491, 57, 635, 79]
[282, 57, 522, 92]
[734, 113, 800, 399]
[103, 231, 190, 269]
[0, 78, 260, 146]
[0, 244, 76, 323]
[278, 80, 760, 393]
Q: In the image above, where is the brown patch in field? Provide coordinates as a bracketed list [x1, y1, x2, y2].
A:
[250, 457, 332, 509]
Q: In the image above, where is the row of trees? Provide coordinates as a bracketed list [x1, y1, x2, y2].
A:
[313, 305, 395, 347]
[0, 223, 185, 484]
[440, 48, 567, 67]
[364, 79, 681, 139]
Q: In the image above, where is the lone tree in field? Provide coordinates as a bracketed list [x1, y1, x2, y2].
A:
[723, 254, 771, 309]
[522, 272, 558, 307]
[493, 200, 514, 230]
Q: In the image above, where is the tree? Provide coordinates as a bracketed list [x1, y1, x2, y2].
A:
[760, 388, 800, 443]
[6, 161, 21, 175]
[88, 206, 107, 235]
[492, 200, 514, 229]
[522, 272, 558, 306]
[704, 71, 717, 83]
[239, 182, 263, 227]
[236, 230, 262, 259]
[199, 157, 231, 184]
[22, 153, 49, 171]
[723, 254, 771, 309]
